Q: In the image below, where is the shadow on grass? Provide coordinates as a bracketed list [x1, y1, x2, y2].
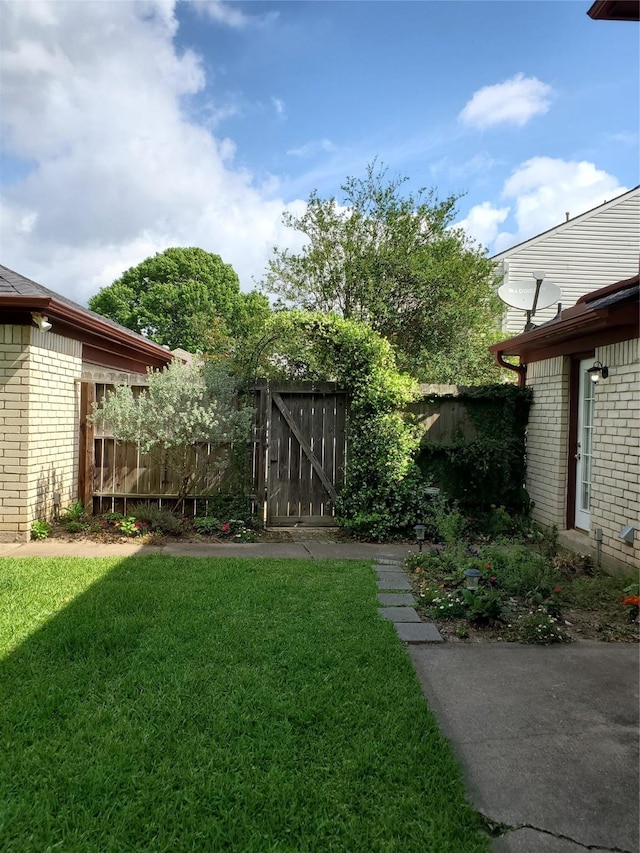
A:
[1, 555, 487, 852]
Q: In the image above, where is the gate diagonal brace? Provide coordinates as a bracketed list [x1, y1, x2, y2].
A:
[271, 393, 338, 500]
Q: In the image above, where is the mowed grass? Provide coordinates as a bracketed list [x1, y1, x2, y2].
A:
[0, 556, 487, 852]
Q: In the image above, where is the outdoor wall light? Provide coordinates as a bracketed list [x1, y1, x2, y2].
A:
[31, 312, 52, 332]
[587, 360, 608, 383]
[464, 568, 482, 590]
[414, 524, 427, 553]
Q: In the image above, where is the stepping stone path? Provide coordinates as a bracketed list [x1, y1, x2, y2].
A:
[374, 559, 443, 644]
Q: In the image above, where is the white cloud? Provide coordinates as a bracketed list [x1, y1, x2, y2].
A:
[459, 73, 553, 130]
[271, 97, 286, 118]
[286, 139, 336, 158]
[0, 1, 303, 303]
[188, 1, 275, 29]
[492, 157, 627, 253]
[456, 202, 510, 248]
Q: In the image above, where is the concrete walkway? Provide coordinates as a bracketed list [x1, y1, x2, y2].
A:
[1, 539, 638, 851]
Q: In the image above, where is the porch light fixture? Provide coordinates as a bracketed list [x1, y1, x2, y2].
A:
[464, 568, 482, 590]
[31, 312, 52, 332]
[414, 524, 427, 553]
[587, 360, 608, 383]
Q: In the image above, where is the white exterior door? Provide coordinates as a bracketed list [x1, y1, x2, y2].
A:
[574, 359, 594, 531]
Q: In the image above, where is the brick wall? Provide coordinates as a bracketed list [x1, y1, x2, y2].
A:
[525, 357, 570, 529]
[589, 339, 639, 571]
[0, 325, 82, 542]
[0, 325, 30, 542]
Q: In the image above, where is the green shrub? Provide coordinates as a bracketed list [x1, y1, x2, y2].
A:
[128, 504, 185, 536]
[60, 501, 86, 522]
[65, 520, 92, 534]
[192, 516, 222, 536]
[195, 495, 254, 527]
[506, 611, 571, 645]
[481, 544, 560, 598]
[30, 520, 51, 540]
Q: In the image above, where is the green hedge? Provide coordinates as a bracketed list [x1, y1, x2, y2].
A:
[417, 385, 533, 510]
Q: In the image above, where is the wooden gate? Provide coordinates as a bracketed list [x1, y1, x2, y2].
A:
[252, 382, 348, 526]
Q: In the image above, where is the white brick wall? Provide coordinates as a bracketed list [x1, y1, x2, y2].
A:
[525, 341, 639, 572]
[0, 325, 82, 542]
[590, 339, 639, 571]
[525, 357, 570, 529]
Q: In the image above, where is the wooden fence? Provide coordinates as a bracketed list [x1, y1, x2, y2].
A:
[79, 381, 476, 523]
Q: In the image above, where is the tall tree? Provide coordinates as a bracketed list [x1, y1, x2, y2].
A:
[261, 162, 503, 382]
[89, 247, 270, 354]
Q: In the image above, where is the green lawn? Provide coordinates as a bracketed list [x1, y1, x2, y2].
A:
[0, 556, 487, 852]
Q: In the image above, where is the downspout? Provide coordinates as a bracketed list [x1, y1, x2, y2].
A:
[493, 349, 527, 387]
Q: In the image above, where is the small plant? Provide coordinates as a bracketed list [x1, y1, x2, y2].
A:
[115, 516, 140, 537]
[460, 587, 505, 624]
[129, 503, 184, 536]
[65, 520, 92, 534]
[104, 511, 124, 524]
[60, 501, 86, 522]
[507, 611, 571, 645]
[525, 586, 564, 618]
[192, 516, 222, 536]
[30, 520, 51, 540]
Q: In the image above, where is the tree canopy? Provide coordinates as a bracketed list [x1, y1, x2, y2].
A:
[89, 247, 270, 354]
[261, 162, 503, 383]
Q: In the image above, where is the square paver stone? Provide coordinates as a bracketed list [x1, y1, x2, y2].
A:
[377, 577, 411, 591]
[377, 593, 416, 606]
[379, 607, 421, 623]
[395, 622, 443, 643]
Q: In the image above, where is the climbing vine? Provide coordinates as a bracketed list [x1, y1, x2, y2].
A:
[249, 311, 434, 540]
[417, 385, 533, 511]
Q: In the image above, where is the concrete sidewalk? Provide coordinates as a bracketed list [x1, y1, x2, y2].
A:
[0, 538, 413, 562]
[409, 642, 640, 852]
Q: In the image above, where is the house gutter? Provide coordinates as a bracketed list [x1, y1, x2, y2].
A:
[492, 349, 527, 387]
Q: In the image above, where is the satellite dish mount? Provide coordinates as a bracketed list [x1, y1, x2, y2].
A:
[497, 271, 562, 333]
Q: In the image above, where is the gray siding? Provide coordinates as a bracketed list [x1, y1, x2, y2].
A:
[493, 188, 640, 334]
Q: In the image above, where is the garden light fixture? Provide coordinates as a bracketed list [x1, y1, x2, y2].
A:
[31, 312, 52, 332]
[414, 524, 427, 553]
[587, 360, 608, 382]
[464, 568, 482, 590]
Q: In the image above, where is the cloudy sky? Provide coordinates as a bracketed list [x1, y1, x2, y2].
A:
[1, 0, 638, 304]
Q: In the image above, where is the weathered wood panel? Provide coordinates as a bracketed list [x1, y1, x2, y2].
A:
[263, 383, 348, 526]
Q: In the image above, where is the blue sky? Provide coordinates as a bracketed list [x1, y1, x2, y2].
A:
[1, 1, 638, 303]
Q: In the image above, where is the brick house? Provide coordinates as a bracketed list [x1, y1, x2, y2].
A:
[0, 265, 175, 543]
[490, 274, 639, 572]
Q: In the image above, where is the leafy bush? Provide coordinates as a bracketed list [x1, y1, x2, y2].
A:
[60, 501, 86, 522]
[417, 385, 532, 512]
[192, 516, 222, 536]
[195, 494, 254, 527]
[480, 544, 560, 598]
[506, 611, 571, 645]
[128, 504, 184, 535]
[65, 520, 92, 534]
[30, 520, 51, 540]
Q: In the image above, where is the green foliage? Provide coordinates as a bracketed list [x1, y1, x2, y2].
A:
[506, 612, 571, 645]
[60, 501, 86, 522]
[459, 587, 505, 624]
[418, 385, 532, 511]
[30, 520, 51, 540]
[480, 544, 559, 598]
[89, 247, 270, 355]
[65, 520, 92, 534]
[90, 359, 254, 504]
[261, 160, 503, 383]
[128, 504, 185, 536]
[191, 516, 221, 536]
[114, 516, 140, 536]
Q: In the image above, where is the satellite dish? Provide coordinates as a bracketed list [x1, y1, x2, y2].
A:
[498, 280, 561, 312]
